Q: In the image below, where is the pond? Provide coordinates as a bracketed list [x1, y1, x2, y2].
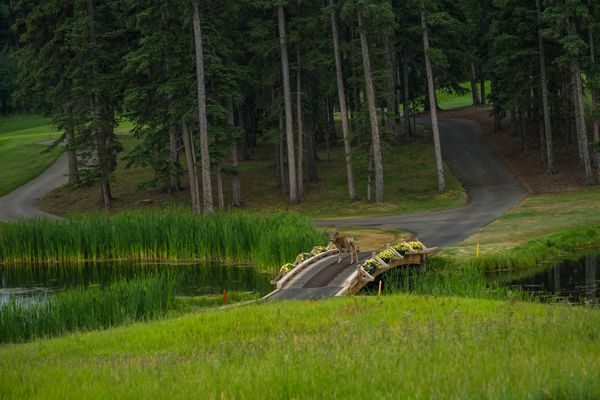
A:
[0, 262, 274, 306]
[491, 253, 600, 305]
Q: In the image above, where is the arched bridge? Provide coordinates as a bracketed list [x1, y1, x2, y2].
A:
[264, 244, 436, 301]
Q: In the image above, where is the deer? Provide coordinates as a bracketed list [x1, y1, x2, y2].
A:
[328, 231, 358, 264]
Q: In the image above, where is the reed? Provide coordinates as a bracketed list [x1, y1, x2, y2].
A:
[360, 265, 531, 302]
[456, 224, 600, 273]
[0, 209, 327, 270]
[0, 273, 180, 344]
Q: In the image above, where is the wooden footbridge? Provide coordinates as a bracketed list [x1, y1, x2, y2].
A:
[264, 242, 437, 301]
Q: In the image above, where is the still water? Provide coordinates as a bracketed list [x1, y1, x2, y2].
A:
[493, 253, 600, 305]
[0, 262, 273, 306]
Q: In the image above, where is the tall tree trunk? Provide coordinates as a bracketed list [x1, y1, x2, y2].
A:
[64, 123, 78, 184]
[278, 111, 286, 194]
[277, 5, 298, 204]
[296, 47, 304, 197]
[306, 126, 319, 183]
[588, 0, 600, 183]
[164, 5, 180, 194]
[367, 144, 373, 202]
[182, 121, 200, 213]
[470, 63, 481, 105]
[324, 99, 331, 162]
[510, 108, 517, 136]
[479, 66, 486, 105]
[421, 8, 446, 193]
[327, 96, 337, 142]
[571, 55, 593, 184]
[66, 134, 79, 185]
[350, 24, 361, 134]
[520, 108, 527, 153]
[384, 35, 398, 137]
[535, 0, 554, 173]
[168, 119, 180, 192]
[491, 78, 502, 131]
[401, 49, 412, 138]
[229, 102, 241, 207]
[191, 1, 213, 213]
[357, 9, 384, 203]
[330, 1, 357, 200]
[85, 0, 111, 208]
[216, 162, 225, 209]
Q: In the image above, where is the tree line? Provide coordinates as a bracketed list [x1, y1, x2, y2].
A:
[3, 0, 600, 212]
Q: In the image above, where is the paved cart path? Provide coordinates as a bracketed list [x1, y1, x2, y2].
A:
[0, 153, 68, 221]
[316, 118, 527, 248]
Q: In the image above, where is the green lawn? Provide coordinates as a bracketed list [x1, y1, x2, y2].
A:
[443, 187, 600, 258]
[0, 115, 62, 197]
[437, 81, 491, 110]
[1, 294, 599, 399]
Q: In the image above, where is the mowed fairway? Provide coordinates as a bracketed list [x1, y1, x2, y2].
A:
[1, 294, 600, 399]
[0, 116, 62, 197]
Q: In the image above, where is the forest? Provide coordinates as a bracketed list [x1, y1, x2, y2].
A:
[1, 0, 599, 212]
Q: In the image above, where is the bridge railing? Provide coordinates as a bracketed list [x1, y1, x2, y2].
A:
[271, 246, 338, 290]
[338, 241, 437, 296]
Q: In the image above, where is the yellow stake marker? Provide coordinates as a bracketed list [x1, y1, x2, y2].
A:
[476, 242, 480, 257]
[378, 280, 383, 296]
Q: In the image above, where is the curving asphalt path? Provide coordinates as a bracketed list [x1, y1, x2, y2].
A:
[0, 153, 68, 221]
[316, 118, 527, 248]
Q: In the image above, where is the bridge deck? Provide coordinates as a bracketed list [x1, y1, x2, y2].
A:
[265, 248, 432, 301]
[266, 253, 369, 300]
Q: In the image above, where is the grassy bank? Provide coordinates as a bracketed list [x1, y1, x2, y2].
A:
[1, 294, 599, 398]
[0, 209, 326, 270]
[0, 115, 62, 197]
[453, 224, 600, 273]
[443, 187, 600, 259]
[0, 274, 179, 344]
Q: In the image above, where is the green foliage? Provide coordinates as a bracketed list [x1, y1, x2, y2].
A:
[0, 273, 180, 344]
[2, 294, 600, 398]
[0, 209, 327, 270]
[0, 46, 16, 114]
[436, 223, 600, 276]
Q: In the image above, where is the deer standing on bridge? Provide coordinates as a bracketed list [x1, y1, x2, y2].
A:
[329, 231, 358, 264]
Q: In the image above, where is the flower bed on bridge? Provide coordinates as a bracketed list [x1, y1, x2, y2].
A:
[362, 241, 426, 275]
[273, 244, 338, 282]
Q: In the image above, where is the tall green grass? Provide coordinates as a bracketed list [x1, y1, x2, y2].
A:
[3, 294, 600, 398]
[456, 224, 600, 273]
[364, 266, 532, 302]
[0, 273, 179, 344]
[0, 209, 327, 270]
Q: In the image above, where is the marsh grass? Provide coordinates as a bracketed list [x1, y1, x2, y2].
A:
[453, 224, 600, 273]
[0, 209, 326, 270]
[363, 265, 532, 302]
[0, 273, 180, 344]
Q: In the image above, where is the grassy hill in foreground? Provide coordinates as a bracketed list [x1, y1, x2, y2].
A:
[1, 294, 599, 399]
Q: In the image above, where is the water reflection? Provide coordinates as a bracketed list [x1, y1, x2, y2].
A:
[491, 254, 600, 305]
[0, 262, 273, 305]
